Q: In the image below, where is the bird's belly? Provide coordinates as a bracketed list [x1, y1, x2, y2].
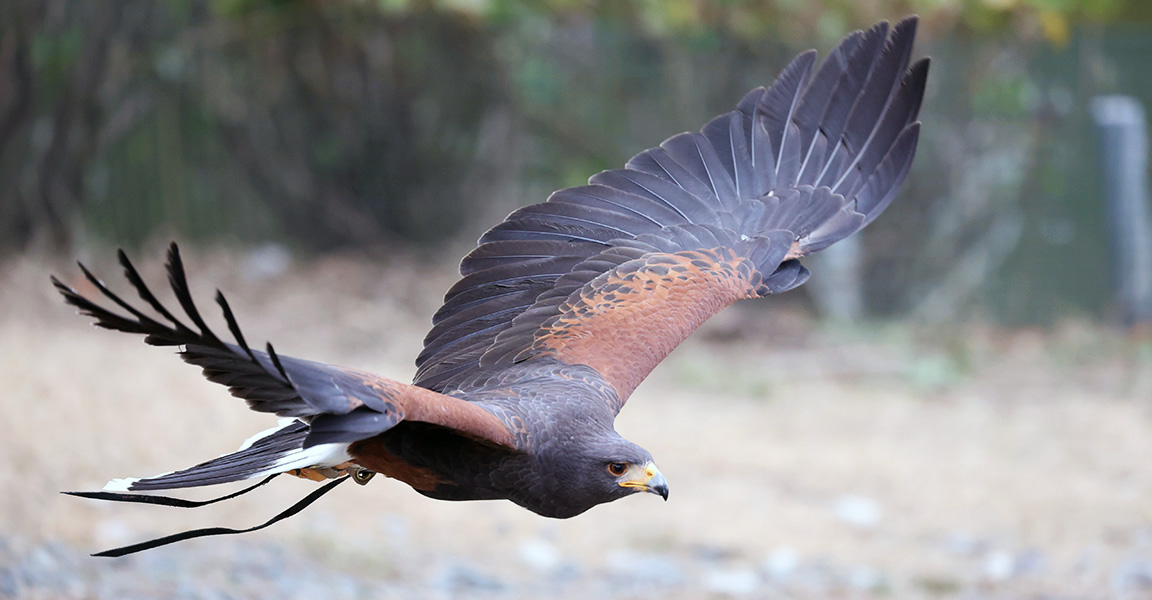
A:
[348, 436, 448, 492]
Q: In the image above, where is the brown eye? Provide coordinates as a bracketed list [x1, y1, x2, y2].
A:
[607, 462, 629, 477]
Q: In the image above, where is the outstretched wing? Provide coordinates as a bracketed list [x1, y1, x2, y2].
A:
[415, 17, 928, 407]
[54, 243, 517, 450]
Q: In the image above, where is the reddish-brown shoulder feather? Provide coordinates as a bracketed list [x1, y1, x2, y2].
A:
[334, 368, 517, 448]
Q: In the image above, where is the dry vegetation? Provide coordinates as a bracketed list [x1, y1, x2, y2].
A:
[2, 244, 1151, 599]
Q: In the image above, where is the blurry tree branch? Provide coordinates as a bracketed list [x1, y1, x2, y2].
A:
[0, 34, 32, 167]
[0, 0, 153, 250]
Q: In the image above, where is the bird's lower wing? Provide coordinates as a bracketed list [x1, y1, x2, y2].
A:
[53, 243, 518, 480]
[56, 246, 524, 557]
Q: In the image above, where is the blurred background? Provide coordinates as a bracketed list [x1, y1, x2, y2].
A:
[3, 0, 1152, 598]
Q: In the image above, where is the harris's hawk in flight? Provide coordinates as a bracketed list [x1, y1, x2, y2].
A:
[57, 17, 928, 556]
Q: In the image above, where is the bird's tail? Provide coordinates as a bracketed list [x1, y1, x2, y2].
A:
[100, 419, 353, 493]
[63, 419, 370, 557]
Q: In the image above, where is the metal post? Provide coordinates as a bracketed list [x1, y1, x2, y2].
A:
[1092, 95, 1152, 327]
[807, 235, 863, 322]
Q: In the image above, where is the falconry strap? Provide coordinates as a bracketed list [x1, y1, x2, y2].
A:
[63, 469, 374, 557]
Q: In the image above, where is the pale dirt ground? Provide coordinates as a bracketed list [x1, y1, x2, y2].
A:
[2, 244, 1152, 599]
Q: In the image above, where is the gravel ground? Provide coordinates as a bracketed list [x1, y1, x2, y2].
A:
[3, 246, 1152, 599]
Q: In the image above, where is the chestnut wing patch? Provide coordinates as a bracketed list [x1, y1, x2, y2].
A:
[519, 248, 765, 407]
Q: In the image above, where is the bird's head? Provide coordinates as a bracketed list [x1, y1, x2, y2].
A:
[518, 431, 668, 518]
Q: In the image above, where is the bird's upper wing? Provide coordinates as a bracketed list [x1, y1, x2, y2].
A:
[55, 244, 518, 450]
[415, 17, 928, 409]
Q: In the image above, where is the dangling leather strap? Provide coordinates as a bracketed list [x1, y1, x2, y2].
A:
[63, 475, 349, 557]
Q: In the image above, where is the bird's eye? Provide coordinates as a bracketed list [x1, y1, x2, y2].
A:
[607, 462, 629, 477]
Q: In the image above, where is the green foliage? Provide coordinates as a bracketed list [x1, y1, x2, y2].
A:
[0, 0, 505, 250]
[29, 25, 82, 81]
[1, 0, 1150, 325]
[421, 0, 1152, 45]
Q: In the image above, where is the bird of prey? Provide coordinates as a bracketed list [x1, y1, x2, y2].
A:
[57, 17, 928, 556]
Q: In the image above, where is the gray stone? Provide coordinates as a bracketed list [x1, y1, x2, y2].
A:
[603, 550, 683, 586]
[703, 566, 760, 596]
[518, 538, 562, 572]
[761, 547, 800, 582]
[1113, 559, 1152, 592]
[431, 561, 506, 593]
[833, 494, 883, 529]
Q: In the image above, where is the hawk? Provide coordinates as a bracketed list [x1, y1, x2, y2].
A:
[57, 17, 928, 556]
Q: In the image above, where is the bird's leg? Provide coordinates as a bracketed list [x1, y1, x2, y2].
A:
[288, 461, 356, 481]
